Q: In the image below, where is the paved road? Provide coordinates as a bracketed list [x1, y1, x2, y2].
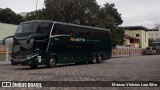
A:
[0, 55, 160, 90]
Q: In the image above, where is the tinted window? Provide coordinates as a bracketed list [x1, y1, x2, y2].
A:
[15, 22, 38, 33]
[52, 43, 93, 52]
[101, 32, 110, 38]
[52, 24, 67, 35]
[37, 22, 53, 34]
[66, 26, 76, 36]
[77, 29, 85, 36]
[52, 23, 110, 39]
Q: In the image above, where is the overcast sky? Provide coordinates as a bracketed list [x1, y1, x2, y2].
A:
[0, 0, 160, 29]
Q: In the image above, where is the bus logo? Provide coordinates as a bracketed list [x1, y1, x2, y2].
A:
[70, 37, 85, 42]
[2, 82, 11, 87]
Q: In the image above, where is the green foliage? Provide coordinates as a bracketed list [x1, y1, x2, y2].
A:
[148, 38, 155, 48]
[0, 8, 23, 24]
[25, 0, 125, 47]
[43, 0, 99, 25]
[25, 9, 47, 21]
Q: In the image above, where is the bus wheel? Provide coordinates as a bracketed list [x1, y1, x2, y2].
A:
[47, 57, 56, 68]
[90, 55, 97, 64]
[97, 55, 103, 63]
[30, 65, 38, 69]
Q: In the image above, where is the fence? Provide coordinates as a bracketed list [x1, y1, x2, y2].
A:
[0, 43, 12, 63]
[112, 47, 143, 57]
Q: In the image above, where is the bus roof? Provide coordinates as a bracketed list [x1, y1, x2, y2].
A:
[22, 20, 110, 32]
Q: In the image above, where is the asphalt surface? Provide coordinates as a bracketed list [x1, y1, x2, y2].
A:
[0, 55, 160, 90]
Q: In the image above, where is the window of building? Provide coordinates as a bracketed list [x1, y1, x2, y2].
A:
[136, 34, 140, 37]
[130, 39, 134, 43]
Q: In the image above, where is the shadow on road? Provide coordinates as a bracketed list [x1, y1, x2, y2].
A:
[11, 62, 107, 70]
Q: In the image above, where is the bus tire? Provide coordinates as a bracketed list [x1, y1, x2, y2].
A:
[47, 57, 56, 68]
[30, 64, 38, 69]
[89, 55, 97, 64]
[97, 54, 103, 63]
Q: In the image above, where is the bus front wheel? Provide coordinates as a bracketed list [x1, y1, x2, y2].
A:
[47, 57, 56, 68]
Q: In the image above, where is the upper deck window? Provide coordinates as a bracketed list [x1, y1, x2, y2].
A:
[15, 22, 38, 34]
[37, 22, 53, 34]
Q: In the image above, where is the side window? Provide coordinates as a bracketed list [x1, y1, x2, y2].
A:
[67, 26, 76, 36]
[68, 31, 75, 35]
[86, 30, 91, 36]
[77, 29, 85, 37]
[52, 24, 67, 35]
[37, 22, 53, 34]
[93, 31, 97, 38]
[101, 32, 110, 39]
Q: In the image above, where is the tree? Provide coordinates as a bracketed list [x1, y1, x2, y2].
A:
[0, 8, 23, 24]
[25, 9, 47, 21]
[25, 0, 124, 47]
[149, 38, 155, 48]
[44, 0, 99, 25]
[95, 3, 124, 47]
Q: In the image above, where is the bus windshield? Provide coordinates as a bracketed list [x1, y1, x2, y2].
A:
[12, 39, 34, 57]
[15, 22, 38, 34]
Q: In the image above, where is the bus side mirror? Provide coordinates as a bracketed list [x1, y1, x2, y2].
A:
[3, 36, 14, 45]
[27, 35, 35, 44]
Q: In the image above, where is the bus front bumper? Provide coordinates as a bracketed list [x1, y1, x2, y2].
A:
[11, 58, 36, 66]
[11, 54, 39, 66]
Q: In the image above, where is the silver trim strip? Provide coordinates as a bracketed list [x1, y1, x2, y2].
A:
[46, 23, 55, 52]
[26, 54, 39, 60]
[50, 34, 70, 38]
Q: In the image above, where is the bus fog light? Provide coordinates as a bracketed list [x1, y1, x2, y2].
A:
[37, 56, 41, 63]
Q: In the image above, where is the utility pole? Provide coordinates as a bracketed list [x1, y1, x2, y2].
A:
[36, 0, 38, 19]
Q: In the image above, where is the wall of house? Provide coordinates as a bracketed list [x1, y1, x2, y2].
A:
[125, 30, 148, 48]
[124, 38, 130, 45]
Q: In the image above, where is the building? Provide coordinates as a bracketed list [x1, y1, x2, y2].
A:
[148, 29, 160, 40]
[122, 26, 148, 48]
[148, 24, 160, 40]
[155, 24, 160, 30]
[124, 34, 140, 48]
[147, 24, 160, 54]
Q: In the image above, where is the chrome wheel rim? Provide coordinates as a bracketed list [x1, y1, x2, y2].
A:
[50, 58, 55, 66]
[99, 56, 102, 62]
[93, 56, 97, 63]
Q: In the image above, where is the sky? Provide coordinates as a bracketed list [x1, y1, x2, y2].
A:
[0, 0, 160, 29]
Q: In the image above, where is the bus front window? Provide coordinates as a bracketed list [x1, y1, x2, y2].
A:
[12, 39, 34, 57]
[15, 22, 38, 34]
